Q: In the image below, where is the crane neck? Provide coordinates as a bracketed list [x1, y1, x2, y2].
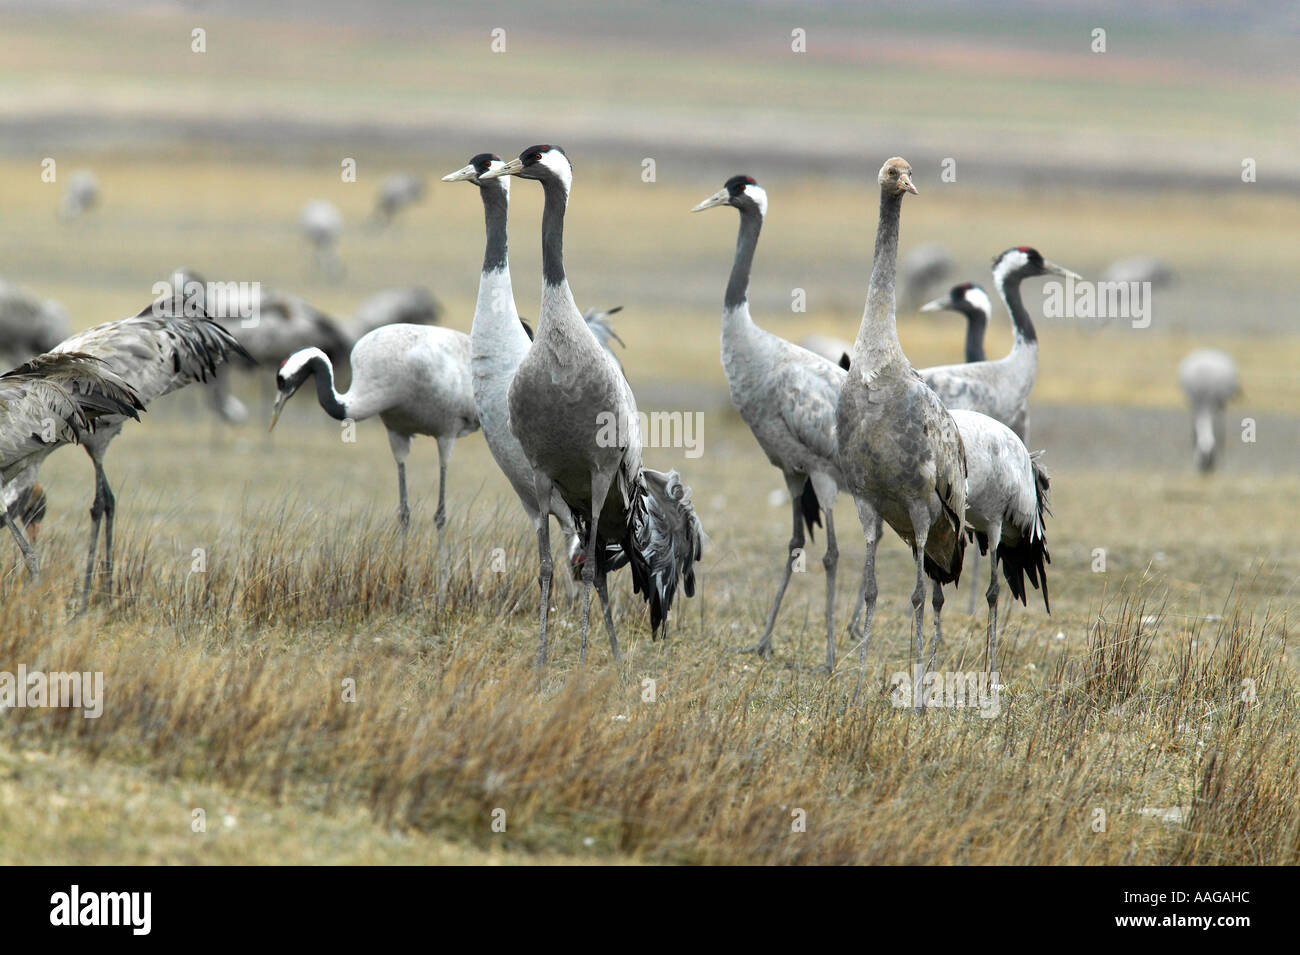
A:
[539, 177, 568, 289]
[962, 306, 988, 363]
[306, 353, 348, 420]
[996, 271, 1038, 347]
[725, 206, 762, 311]
[851, 189, 906, 365]
[478, 179, 509, 275]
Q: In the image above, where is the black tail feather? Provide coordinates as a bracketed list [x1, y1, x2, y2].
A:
[996, 456, 1051, 612]
[798, 478, 822, 542]
[624, 469, 704, 636]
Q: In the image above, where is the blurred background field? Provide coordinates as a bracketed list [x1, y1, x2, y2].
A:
[0, 1, 1297, 864]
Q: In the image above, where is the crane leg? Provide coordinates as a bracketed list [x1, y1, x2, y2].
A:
[985, 524, 1003, 678]
[434, 437, 454, 533]
[582, 468, 617, 665]
[929, 579, 944, 673]
[745, 477, 806, 659]
[594, 571, 619, 663]
[813, 473, 839, 674]
[79, 458, 112, 612]
[967, 550, 981, 615]
[101, 462, 116, 601]
[395, 462, 410, 532]
[532, 471, 555, 667]
[3, 509, 39, 580]
[386, 430, 413, 532]
[908, 503, 934, 714]
[849, 499, 881, 705]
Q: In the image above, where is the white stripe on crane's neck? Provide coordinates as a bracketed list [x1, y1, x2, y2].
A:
[279, 346, 326, 382]
[993, 249, 1030, 290]
[537, 150, 572, 197]
[742, 183, 768, 218]
[963, 286, 992, 319]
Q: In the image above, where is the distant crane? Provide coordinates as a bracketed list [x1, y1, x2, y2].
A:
[300, 200, 343, 279]
[60, 171, 100, 221]
[372, 173, 426, 227]
[1103, 256, 1174, 289]
[1178, 349, 1240, 472]
[900, 242, 954, 311]
[350, 287, 442, 341]
[0, 280, 71, 368]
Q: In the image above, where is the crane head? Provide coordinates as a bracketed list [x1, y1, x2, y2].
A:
[268, 348, 324, 432]
[878, 158, 918, 196]
[993, 247, 1082, 285]
[691, 175, 767, 217]
[442, 153, 506, 184]
[480, 145, 571, 191]
[921, 282, 991, 320]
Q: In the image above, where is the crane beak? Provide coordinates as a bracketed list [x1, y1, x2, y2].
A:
[919, 297, 951, 313]
[268, 392, 288, 433]
[1043, 260, 1082, 281]
[691, 189, 730, 212]
[479, 158, 523, 180]
[441, 164, 478, 183]
[899, 173, 918, 195]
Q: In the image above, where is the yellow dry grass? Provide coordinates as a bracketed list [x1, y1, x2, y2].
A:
[1, 409, 1296, 865]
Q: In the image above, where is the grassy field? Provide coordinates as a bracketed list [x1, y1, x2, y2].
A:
[1, 2, 1297, 865]
[1, 399, 1297, 864]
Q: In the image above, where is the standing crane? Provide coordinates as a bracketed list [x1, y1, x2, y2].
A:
[919, 247, 1079, 442]
[1, 353, 143, 578]
[835, 158, 967, 710]
[372, 173, 426, 227]
[480, 146, 703, 665]
[1178, 349, 1240, 473]
[444, 154, 632, 568]
[60, 171, 100, 221]
[300, 200, 343, 279]
[269, 324, 479, 532]
[443, 152, 586, 554]
[692, 174, 845, 670]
